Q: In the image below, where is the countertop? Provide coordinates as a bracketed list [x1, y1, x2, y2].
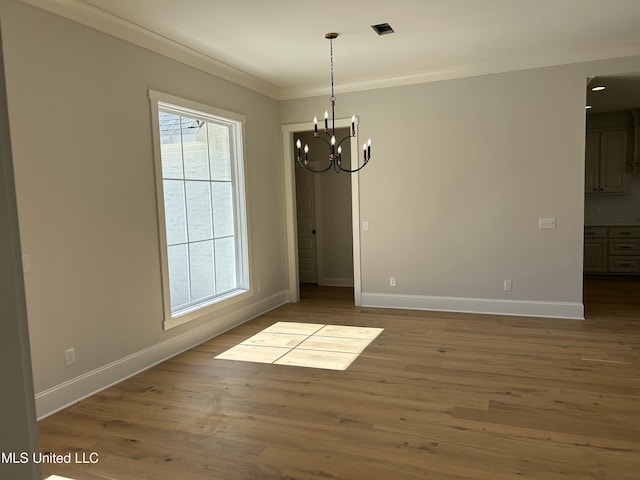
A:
[585, 220, 640, 227]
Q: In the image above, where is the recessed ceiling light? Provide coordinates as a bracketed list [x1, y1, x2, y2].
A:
[591, 86, 606, 92]
[371, 23, 394, 36]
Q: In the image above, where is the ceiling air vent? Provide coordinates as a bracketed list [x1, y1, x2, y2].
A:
[371, 23, 394, 36]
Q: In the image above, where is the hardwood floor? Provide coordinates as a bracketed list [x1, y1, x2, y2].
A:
[38, 280, 640, 479]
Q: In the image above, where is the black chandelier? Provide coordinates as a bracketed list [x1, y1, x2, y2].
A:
[295, 32, 371, 174]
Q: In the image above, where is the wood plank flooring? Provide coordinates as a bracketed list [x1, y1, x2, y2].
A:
[38, 279, 640, 479]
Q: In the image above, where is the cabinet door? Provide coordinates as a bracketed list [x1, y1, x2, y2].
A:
[599, 130, 628, 193]
[584, 239, 607, 273]
[584, 131, 600, 194]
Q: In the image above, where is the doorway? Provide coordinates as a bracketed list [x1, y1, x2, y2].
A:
[282, 119, 363, 305]
[583, 72, 640, 317]
[294, 128, 354, 287]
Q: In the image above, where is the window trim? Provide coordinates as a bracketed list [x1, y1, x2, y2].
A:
[149, 90, 251, 330]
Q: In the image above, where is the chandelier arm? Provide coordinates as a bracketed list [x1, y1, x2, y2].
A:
[296, 157, 334, 174]
[337, 158, 370, 174]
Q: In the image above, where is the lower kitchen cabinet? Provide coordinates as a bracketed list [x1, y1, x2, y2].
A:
[585, 226, 640, 274]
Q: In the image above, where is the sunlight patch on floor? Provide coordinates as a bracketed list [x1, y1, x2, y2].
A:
[214, 322, 383, 370]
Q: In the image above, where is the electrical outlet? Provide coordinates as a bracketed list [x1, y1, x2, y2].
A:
[389, 276, 397, 287]
[64, 348, 76, 367]
[504, 280, 512, 291]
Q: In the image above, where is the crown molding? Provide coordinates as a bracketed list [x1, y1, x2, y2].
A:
[19, 0, 281, 99]
[18, 0, 640, 102]
[280, 44, 640, 100]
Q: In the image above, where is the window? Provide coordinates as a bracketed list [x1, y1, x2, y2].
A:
[149, 91, 249, 329]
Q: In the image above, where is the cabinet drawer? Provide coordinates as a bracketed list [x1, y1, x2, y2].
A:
[609, 239, 640, 255]
[608, 257, 640, 273]
[608, 226, 640, 238]
[584, 227, 607, 238]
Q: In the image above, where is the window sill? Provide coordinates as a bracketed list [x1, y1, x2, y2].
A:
[163, 288, 252, 330]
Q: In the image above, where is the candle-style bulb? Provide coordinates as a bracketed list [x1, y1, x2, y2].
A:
[337, 145, 342, 154]
[313, 116, 318, 124]
[304, 144, 309, 153]
[296, 139, 301, 149]
[331, 135, 336, 145]
[324, 111, 328, 119]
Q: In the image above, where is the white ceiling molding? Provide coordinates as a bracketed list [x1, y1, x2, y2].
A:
[19, 0, 281, 99]
[18, 0, 640, 101]
[281, 43, 640, 101]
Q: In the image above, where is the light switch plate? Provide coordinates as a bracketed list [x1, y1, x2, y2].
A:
[539, 217, 556, 229]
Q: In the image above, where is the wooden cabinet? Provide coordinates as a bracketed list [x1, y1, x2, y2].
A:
[584, 227, 607, 273]
[585, 128, 632, 195]
[584, 226, 640, 274]
[608, 227, 640, 273]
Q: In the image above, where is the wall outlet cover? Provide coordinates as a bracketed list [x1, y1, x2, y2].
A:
[64, 348, 76, 367]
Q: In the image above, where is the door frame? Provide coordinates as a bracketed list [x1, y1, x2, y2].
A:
[281, 117, 362, 304]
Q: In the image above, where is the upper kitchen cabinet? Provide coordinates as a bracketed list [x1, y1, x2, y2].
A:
[585, 111, 634, 196]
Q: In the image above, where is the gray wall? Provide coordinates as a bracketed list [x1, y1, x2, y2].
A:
[1, 0, 288, 417]
[281, 55, 640, 318]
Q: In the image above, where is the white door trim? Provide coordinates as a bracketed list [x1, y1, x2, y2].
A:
[281, 118, 362, 305]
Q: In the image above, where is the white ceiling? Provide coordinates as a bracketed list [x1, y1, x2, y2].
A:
[22, 0, 640, 100]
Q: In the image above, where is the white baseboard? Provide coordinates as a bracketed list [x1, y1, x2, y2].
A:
[35, 290, 289, 420]
[361, 292, 584, 320]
